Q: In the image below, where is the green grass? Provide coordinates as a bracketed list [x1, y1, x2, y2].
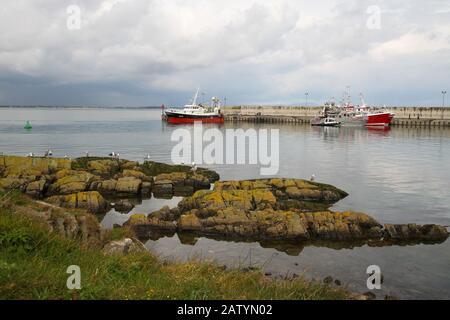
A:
[0, 192, 350, 300]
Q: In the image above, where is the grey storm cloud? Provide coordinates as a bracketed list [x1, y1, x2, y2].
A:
[0, 0, 449, 107]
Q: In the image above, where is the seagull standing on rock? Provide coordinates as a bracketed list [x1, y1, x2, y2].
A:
[109, 152, 120, 159]
[310, 174, 316, 182]
[44, 150, 53, 157]
[27, 152, 35, 157]
[191, 162, 197, 173]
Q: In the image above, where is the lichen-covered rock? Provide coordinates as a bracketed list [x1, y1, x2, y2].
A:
[86, 159, 120, 176]
[0, 177, 27, 191]
[14, 200, 102, 243]
[1, 155, 218, 200]
[97, 179, 117, 193]
[115, 177, 142, 194]
[152, 180, 173, 196]
[25, 179, 46, 197]
[46, 191, 108, 213]
[122, 169, 147, 180]
[123, 177, 449, 244]
[0, 156, 71, 177]
[125, 214, 148, 225]
[124, 213, 177, 235]
[155, 172, 187, 185]
[141, 181, 152, 196]
[55, 169, 79, 180]
[179, 213, 203, 231]
[141, 161, 220, 183]
[102, 238, 147, 255]
[48, 171, 94, 195]
[129, 178, 448, 244]
[384, 223, 448, 241]
[114, 199, 135, 213]
[175, 209, 384, 241]
[210, 178, 348, 208]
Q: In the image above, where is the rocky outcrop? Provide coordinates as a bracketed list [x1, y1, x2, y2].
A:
[125, 178, 449, 244]
[114, 199, 135, 213]
[115, 177, 142, 194]
[12, 200, 102, 244]
[25, 179, 47, 197]
[178, 179, 348, 213]
[46, 191, 108, 213]
[47, 171, 95, 195]
[0, 155, 220, 207]
[383, 223, 448, 241]
[0, 155, 71, 177]
[102, 238, 147, 255]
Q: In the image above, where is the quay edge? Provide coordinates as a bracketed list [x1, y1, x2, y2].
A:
[222, 106, 450, 127]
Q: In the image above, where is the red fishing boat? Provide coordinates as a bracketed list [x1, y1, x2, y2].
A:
[312, 93, 395, 127]
[164, 89, 224, 124]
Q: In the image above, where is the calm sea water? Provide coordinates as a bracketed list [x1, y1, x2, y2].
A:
[1, 107, 450, 299]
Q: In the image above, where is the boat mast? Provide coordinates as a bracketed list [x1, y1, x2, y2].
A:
[191, 88, 200, 106]
[360, 93, 366, 107]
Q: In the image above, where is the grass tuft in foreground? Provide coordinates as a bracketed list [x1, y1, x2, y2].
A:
[0, 192, 350, 300]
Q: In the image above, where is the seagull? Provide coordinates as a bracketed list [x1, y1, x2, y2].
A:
[27, 152, 35, 157]
[85, 151, 90, 158]
[64, 154, 69, 159]
[109, 152, 116, 158]
[44, 150, 53, 157]
[310, 174, 316, 182]
[145, 154, 151, 161]
[191, 162, 197, 173]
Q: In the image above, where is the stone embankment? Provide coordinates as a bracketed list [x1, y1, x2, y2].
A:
[125, 179, 449, 244]
[0, 155, 219, 213]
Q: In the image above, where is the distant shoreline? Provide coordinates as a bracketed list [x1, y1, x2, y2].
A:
[0, 106, 162, 109]
[1, 105, 449, 109]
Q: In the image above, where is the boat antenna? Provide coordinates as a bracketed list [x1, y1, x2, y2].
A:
[191, 88, 200, 105]
[360, 93, 366, 107]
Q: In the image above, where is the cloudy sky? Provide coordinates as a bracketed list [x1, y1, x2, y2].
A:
[0, 0, 449, 107]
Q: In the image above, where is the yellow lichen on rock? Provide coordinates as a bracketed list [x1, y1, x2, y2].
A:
[127, 214, 148, 225]
[1, 156, 71, 176]
[122, 169, 146, 180]
[179, 213, 202, 231]
[87, 159, 118, 175]
[46, 191, 107, 213]
[250, 189, 277, 205]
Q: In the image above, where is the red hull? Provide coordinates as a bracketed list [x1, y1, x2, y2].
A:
[366, 112, 394, 127]
[167, 116, 224, 124]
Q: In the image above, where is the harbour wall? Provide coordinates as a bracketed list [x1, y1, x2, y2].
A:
[223, 106, 450, 127]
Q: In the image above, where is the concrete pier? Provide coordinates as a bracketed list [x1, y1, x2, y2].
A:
[223, 106, 450, 127]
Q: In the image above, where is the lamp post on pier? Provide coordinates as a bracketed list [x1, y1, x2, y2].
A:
[442, 91, 447, 119]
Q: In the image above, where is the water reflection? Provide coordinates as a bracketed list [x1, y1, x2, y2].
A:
[100, 195, 183, 229]
[136, 229, 448, 257]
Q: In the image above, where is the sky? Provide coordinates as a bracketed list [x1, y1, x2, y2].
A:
[0, 0, 449, 107]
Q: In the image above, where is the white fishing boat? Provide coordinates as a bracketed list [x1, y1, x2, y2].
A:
[311, 117, 341, 127]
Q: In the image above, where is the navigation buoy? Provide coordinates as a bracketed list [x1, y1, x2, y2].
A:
[24, 121, 32, 130]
